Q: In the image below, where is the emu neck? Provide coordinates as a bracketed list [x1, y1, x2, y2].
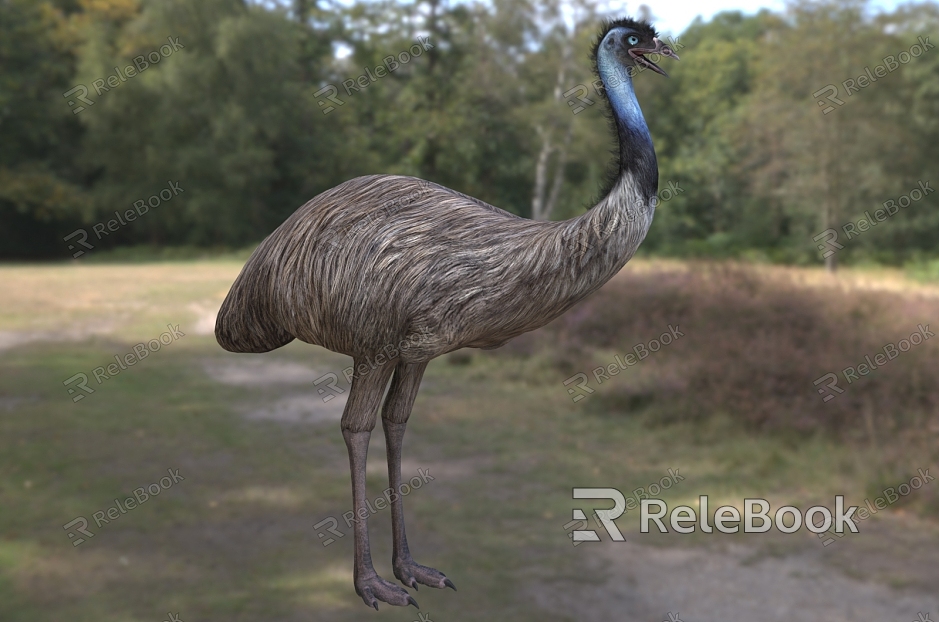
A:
[573, 55, 659, 260]
[597, 55, 658, 202]
[543, 55, 660, 311]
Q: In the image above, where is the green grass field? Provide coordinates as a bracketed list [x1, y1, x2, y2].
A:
[2, 259, 938, 621]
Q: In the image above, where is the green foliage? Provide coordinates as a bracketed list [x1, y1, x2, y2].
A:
[0, 0, 88, 256]
[637, 0, 939, 265]
[0, 0, 937, 263]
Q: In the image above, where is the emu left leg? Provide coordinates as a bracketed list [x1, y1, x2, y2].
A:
[341, 358, 417, 611]
[381, 361, 457, 592]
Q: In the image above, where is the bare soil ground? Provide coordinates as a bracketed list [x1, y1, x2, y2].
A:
[1, 259, 937, 622]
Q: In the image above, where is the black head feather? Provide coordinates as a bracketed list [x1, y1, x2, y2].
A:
[584, 18, 662, 210]
[589, 18, 660, 77]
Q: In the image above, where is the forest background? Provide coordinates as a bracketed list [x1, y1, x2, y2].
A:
[2, 0, 937, 272]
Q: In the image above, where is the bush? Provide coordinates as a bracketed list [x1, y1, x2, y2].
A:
[495, 261, 939, 436]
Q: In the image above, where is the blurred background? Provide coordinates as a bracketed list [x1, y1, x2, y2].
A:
[2, 0, 938, 620]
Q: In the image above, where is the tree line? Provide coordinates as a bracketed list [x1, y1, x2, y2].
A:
[1, 0, 937, 268]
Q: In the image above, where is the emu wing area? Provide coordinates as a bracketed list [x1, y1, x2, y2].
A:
[216, 175, 570, 360]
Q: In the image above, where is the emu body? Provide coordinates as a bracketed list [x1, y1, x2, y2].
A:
[216, 173, 650, 360]
[215, 17, 677, 610]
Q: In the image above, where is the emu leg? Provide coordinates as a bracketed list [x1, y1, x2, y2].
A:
[381, 361, 457, 592]
[341, 358, 417, 611]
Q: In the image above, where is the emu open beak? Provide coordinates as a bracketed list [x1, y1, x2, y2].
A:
[629, 37, 680, 77]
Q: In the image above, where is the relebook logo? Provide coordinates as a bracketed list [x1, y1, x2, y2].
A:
[568, 488, 861, 541]
[640, 496, 858, 534]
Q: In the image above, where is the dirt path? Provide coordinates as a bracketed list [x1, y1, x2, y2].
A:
[201, 357, 939, 622]
[529, 539, 937, 621]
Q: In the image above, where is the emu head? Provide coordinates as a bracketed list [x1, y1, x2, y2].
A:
[592, 18, 680, 77]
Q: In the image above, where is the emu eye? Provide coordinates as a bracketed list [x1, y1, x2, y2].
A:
[627, 35, 639, 45]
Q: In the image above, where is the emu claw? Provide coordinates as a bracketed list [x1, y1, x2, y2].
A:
[394, 558, 456, 591]
[354, 574, 416, 610]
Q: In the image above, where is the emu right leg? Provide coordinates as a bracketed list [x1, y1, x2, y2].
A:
[341, 358, 418, 611]
[381, 361, 456, 592]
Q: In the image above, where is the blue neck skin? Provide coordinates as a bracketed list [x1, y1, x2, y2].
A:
[596, 43, 658, 199]
[597, 50, 653, 150]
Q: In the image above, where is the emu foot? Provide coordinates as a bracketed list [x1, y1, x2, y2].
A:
[354, 573, 418, 610]
[394, 558, 457, 591]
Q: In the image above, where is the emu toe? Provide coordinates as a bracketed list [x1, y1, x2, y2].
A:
[355, 574, 418, 610]
[394, 558, 457, 591]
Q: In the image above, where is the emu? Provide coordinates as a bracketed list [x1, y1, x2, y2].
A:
[215, 18, 677, 611]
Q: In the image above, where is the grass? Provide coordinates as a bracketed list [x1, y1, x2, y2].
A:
[1, 258, 937, 621]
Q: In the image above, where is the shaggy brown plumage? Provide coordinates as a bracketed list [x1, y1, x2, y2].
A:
[215, 174, 649, 361]
[215, 16, 677, 611]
